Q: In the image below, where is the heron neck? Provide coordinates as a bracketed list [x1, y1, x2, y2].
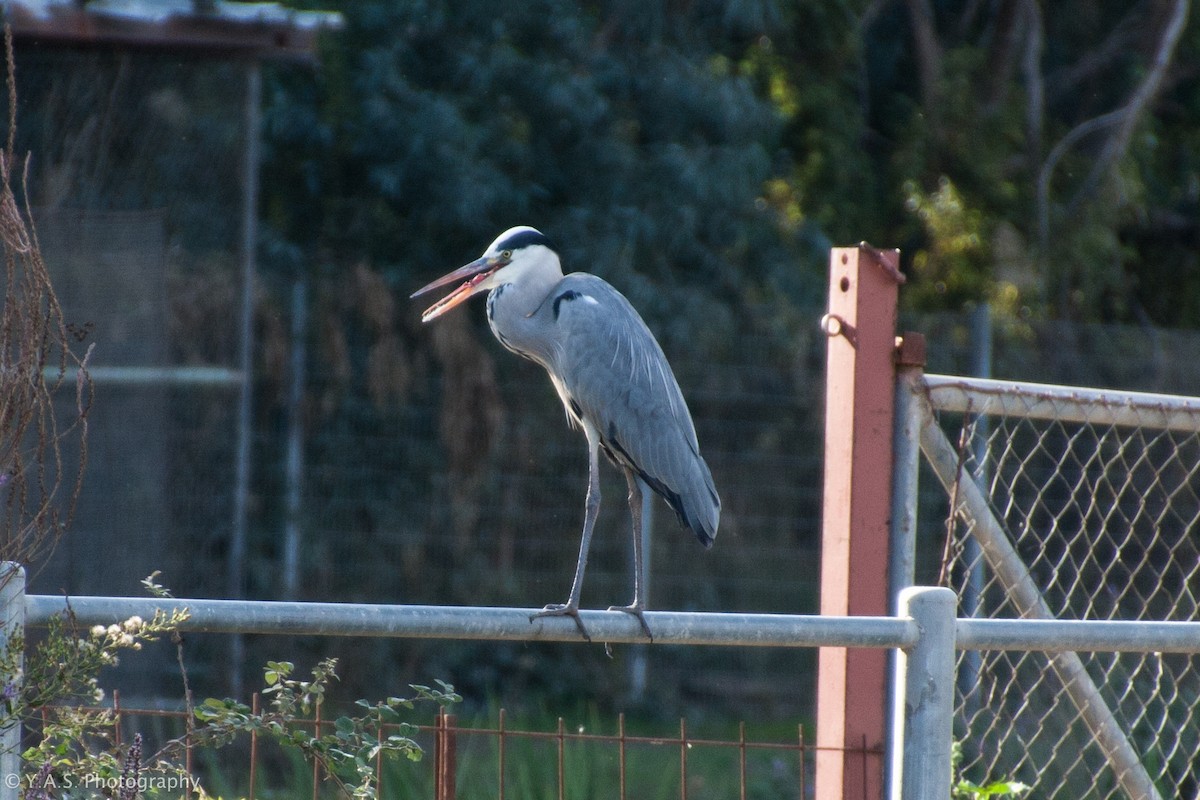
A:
[494, 265, 561, 316]
[486, 272, 561, 363]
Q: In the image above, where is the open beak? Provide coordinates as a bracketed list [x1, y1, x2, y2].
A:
[410, 255, 505, 322]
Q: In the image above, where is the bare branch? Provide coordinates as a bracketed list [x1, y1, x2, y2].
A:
[1044, 7, 1142, 101]
[1035, 107, 1125, 249]
[906, 0, 943, 133]
[0, 23, 91, 571]
[1067, 0, 1189, 213]
[981, 0, 1024, 112]
[1021, 0, 1044, 174]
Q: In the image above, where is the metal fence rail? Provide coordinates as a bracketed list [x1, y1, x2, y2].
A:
[913, 372, 1200, 800]
[8, 561, 1200, 799]
[22, 594, 916, 649]
[6, 568, 944, 800]
[923, 374, 1200, 431]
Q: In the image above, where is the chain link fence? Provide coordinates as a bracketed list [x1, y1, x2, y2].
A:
[918, 373, 1200, 800]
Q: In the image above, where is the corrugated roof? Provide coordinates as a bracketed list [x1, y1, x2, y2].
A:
[7, 0, 343, 61]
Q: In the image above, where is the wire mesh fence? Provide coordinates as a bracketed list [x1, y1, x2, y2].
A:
[39, 693, 836, 800]
[20, 23, 1200, 723]
[922, 376, 1200, 800]
[233, 304, 828, 713]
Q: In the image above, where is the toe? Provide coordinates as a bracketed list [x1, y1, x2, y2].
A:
[607, 605, 653, 640]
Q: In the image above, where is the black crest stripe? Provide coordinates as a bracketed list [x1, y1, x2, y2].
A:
[496, 229, 553, 252]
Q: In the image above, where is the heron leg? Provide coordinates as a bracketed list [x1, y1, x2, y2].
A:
[608, 470, 653, 640]
[529, 430, 602, 642]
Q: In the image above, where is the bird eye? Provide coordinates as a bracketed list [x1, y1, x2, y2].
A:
[501, 249, 513, 260]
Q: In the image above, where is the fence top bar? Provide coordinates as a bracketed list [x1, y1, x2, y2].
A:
[23, 595, 917, 649]
[957, 617, 1200, 654]
[924, 373, 1200, 431]
[25, 595, 1200, 654]
[41, 365, 243, 387]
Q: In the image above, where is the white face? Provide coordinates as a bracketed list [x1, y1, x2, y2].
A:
[478, 243, 557, 292]
[412, 226, 560, 322]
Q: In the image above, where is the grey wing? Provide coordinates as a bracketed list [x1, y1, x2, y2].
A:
[548, 274, 720, 546]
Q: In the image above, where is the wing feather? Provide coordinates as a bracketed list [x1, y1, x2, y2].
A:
[545, 274, 719, 544]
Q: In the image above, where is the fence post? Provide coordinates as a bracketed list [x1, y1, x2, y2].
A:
[890, 336, 925, 606]
[434, 711, 457, 800]
[816, 244, 905, 800]
[228, 58, 263, 699]
[891, 586, 955, 800]
[888, 337, 925, 800]
[0, 563, 25, 800]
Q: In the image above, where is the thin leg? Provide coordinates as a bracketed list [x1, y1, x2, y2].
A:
[608, 470, 653, 640]
[530, 427, 601, 641]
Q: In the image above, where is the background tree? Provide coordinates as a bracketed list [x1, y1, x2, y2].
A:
[267, 1, 1200, 328]
[758, 1, 1196, 323]
[261, 0, 828, 340]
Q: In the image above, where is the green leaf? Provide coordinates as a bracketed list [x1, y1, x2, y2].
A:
[956, 779, 1030, 798]
[978, 781, 1030, 796]
[264, 661, 293, 680]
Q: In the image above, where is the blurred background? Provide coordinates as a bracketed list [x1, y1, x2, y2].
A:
[9, 0, 1200, 723]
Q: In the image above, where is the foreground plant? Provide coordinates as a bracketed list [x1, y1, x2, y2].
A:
[196, 662, 460, 798]
[2, 576, 459, 798]
[15, 608, 194, 798]
[951, 740, 1030, 800]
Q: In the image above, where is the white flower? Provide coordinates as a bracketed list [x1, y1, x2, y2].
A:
[122, 616, 143, 634]
[90, 625, 107, 639]
[118, 633, 135, 648]
[106, 624, 121, 638]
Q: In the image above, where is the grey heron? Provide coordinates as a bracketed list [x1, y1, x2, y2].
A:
[412, 226, 720, 640]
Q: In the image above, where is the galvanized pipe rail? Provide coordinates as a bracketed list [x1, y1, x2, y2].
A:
[25, 593, 1200, 652]
[958, 617, 1200, 653]
[24, 594, 917, 649]
[40, 365, 243, 387]
[924, 372, 1200, 431]
[9, 570, 1200, 799]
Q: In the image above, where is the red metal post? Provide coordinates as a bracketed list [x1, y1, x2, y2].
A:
[815, 245, 904, 800]
[311, 700, 322, 800]
[435, 712, 458, 800]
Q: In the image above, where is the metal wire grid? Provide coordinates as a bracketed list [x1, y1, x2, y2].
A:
[44, 693, 835, 800]
[929, 383, 1200, 800]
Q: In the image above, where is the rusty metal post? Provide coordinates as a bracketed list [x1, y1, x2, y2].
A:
[815, 245, 904, 800]
[435, 711, 457, 800]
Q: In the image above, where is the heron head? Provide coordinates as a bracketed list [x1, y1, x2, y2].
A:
[411, 226, 559, 322]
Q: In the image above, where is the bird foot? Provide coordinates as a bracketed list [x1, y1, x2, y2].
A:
[607, 603, 653, 641]
[530, 603, 591, 642]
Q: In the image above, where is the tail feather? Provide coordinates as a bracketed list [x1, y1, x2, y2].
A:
[640, 457, 719, 548]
